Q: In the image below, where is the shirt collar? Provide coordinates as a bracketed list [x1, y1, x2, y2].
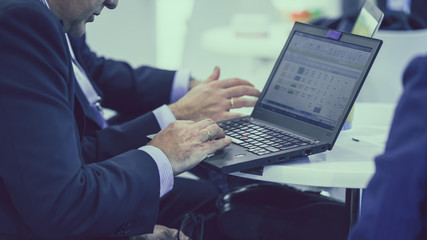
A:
[39, 0, 50, 9]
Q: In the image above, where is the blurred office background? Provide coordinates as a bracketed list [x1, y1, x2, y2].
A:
[86, 0, 427, 105]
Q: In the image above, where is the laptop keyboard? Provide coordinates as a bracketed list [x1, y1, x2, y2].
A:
[218, 118, 315, 156]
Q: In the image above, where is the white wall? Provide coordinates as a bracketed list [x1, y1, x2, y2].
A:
[155, 0, 194, 69]
[181, 0, 343, 82]
[85, 0, 345, 73]
[85, 0, 156, 68]
[85, 0, 195, 70]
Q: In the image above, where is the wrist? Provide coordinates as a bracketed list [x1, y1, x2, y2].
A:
[189, 75, 202, 89]
[169, 102, 185, 120]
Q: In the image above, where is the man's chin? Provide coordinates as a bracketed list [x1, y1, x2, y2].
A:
[86, 15, 95, 23]
[67, 23, 86, 37]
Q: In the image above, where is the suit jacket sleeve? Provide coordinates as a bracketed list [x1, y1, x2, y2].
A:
[349, 56, 427, 239]
[80, 110, 163, 163]
[0, 2, 160, 239]
[68, 34, 177, 119]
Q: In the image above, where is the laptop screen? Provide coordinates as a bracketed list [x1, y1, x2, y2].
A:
[352, 7, 381, 36]
[259, 31, 373, 130]
[351, 1, 384, 37]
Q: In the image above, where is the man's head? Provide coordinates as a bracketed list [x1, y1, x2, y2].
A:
[47, 0, 119, 37]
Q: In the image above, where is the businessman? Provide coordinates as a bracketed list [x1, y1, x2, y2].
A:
[0, 0, 256, 239]
[64, 1, 260, 236]
[348, 55, 427, 239]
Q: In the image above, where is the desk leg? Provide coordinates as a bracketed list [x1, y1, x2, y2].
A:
[345, 188, 362, 233]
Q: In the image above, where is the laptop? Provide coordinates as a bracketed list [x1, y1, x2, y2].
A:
[351, 0, 384, 37]
[201, 22, 382, 174]
[336, 0, 384, 36]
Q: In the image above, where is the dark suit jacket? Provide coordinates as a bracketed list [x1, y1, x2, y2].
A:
[0, 0, 167, 238]
[349, 56, 427, 239]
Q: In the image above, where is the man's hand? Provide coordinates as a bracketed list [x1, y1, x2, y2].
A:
[130, 225, 189, 240]
[148, 118, 231, 175]
[170, 66, 260, 122]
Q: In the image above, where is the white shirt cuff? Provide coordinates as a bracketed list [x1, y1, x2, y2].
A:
[138, 145, 174, 197]
[170, 70, 191, 103]
[153, 105, 176, 130]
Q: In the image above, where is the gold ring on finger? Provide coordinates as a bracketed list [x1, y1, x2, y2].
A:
[206, 128, 212, 140]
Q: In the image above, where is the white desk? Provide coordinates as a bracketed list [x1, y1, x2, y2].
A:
[231, 103, 395, 189]
[230, 102, 396, 231]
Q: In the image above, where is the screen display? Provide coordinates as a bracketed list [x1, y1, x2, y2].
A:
[260, 31, 372, 130]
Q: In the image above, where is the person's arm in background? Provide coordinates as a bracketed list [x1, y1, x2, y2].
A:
[69, 34, 260, 124]
[69, 34, 177, 121]
[348, 56, 427, 240]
